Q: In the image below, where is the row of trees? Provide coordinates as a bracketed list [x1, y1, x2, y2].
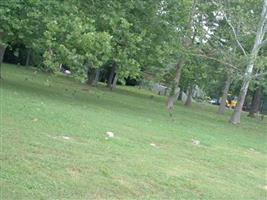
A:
[0, 0, 266, 124]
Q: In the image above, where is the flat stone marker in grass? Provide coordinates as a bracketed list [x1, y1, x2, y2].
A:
[192, 139, 200, 145]
[106, 131, 115, 138]
[32, 118, 38, 122]
[62, 136, 70, 140]
[150, 143, 156, 147]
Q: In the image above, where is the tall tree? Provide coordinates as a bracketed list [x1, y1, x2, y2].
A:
[0, 0, 67, 74]
[218, 71, 233, 114]
[166, 0, 198, 111]
[229, 0, 267, 123]
[248, 86, 263, 117]
[0, 32, 6, 79]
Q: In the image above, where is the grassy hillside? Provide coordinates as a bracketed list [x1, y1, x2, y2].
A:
[1, 63, 266, 199]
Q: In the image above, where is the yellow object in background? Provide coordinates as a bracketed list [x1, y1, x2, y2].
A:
[226, 95, 238, 108]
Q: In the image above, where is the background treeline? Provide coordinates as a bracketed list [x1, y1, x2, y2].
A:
[0, 0, 266, 123]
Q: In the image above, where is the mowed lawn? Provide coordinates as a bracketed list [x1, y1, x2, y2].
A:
[0, 64, 266, 200]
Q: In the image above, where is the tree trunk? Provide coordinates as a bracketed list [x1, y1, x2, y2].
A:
[25, 48, 31, 66]
[229, 1, 266, 124]
[166, 60, 184, 110]
[110, 73, 118, 90]
[218, 74, 232, 114]
[184, 87, 193, 107]
[0, 44, 6, 79]
[87, 67, 95, 85]
[138, 80, 143, 89]
[177, 87, 183, 101]
[248, 86, 262, 117]
[107, 64, 116, 88]
[229, 77, 250, 123]
[92, 68, 100, 86]
[166, 0, 197, 111]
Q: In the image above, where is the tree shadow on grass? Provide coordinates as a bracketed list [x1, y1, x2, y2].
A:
[1, 78, 166, 119]
[93, 84, 165, 103]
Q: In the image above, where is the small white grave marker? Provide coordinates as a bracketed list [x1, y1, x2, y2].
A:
[150, 143, 156, 147]
[192, 139, 200, 145]
[62, 136, 70, 140]
[106, 131, 114, 138]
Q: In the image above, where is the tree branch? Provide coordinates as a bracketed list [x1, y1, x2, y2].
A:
[258, 39, 267, 50]
[224, 15, 248, 56]
[187, 51, 239, 71]
[252, 71, 267, 78]
[211, 0, 248, 56]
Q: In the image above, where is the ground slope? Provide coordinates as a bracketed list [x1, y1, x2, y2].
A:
[1, 64, 266, 199]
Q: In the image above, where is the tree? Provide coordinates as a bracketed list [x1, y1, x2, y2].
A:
[197, 0, 266, 120]
[166, 0, 198, 111]
[77, 1, 145, 89]
[217, 71, 233, 114]
[248, 86, 262, 117]
[0, 0, 23, 78]
[248, 59, 267, 116]
[228, 0, 267, 124]
[178, 55, 208, 107]
[0, 32, 6, 79]
[43, 9, 112, 83]
[0, 0, 67, 75]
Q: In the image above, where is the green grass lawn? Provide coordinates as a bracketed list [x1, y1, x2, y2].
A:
[1, 63, 266, 199]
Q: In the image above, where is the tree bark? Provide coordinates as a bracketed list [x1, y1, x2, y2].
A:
[248, 86, 262, 117]
[25, 48, 31, 66]
[177, 87, 183, 101]
[0, 44, 6, 79]
[166, 0, 197, 111]
[166, 60, 184, 110]
[107, 64, 116, 88]
[229, 1, 266, 124]
[184, 87, 193, 107]
[92, 68, 100, 86]
[229, 77, 250, 123]
[110, 73, 118, 90]
[218, 74, 232, 114]
[87, 67, 95, 85]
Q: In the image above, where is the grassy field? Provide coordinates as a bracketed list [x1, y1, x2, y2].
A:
[1, 63, 266, 199]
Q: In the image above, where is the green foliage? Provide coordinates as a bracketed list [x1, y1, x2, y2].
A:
[41, 9, 112, 80]
[1, 0, 265, 95]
